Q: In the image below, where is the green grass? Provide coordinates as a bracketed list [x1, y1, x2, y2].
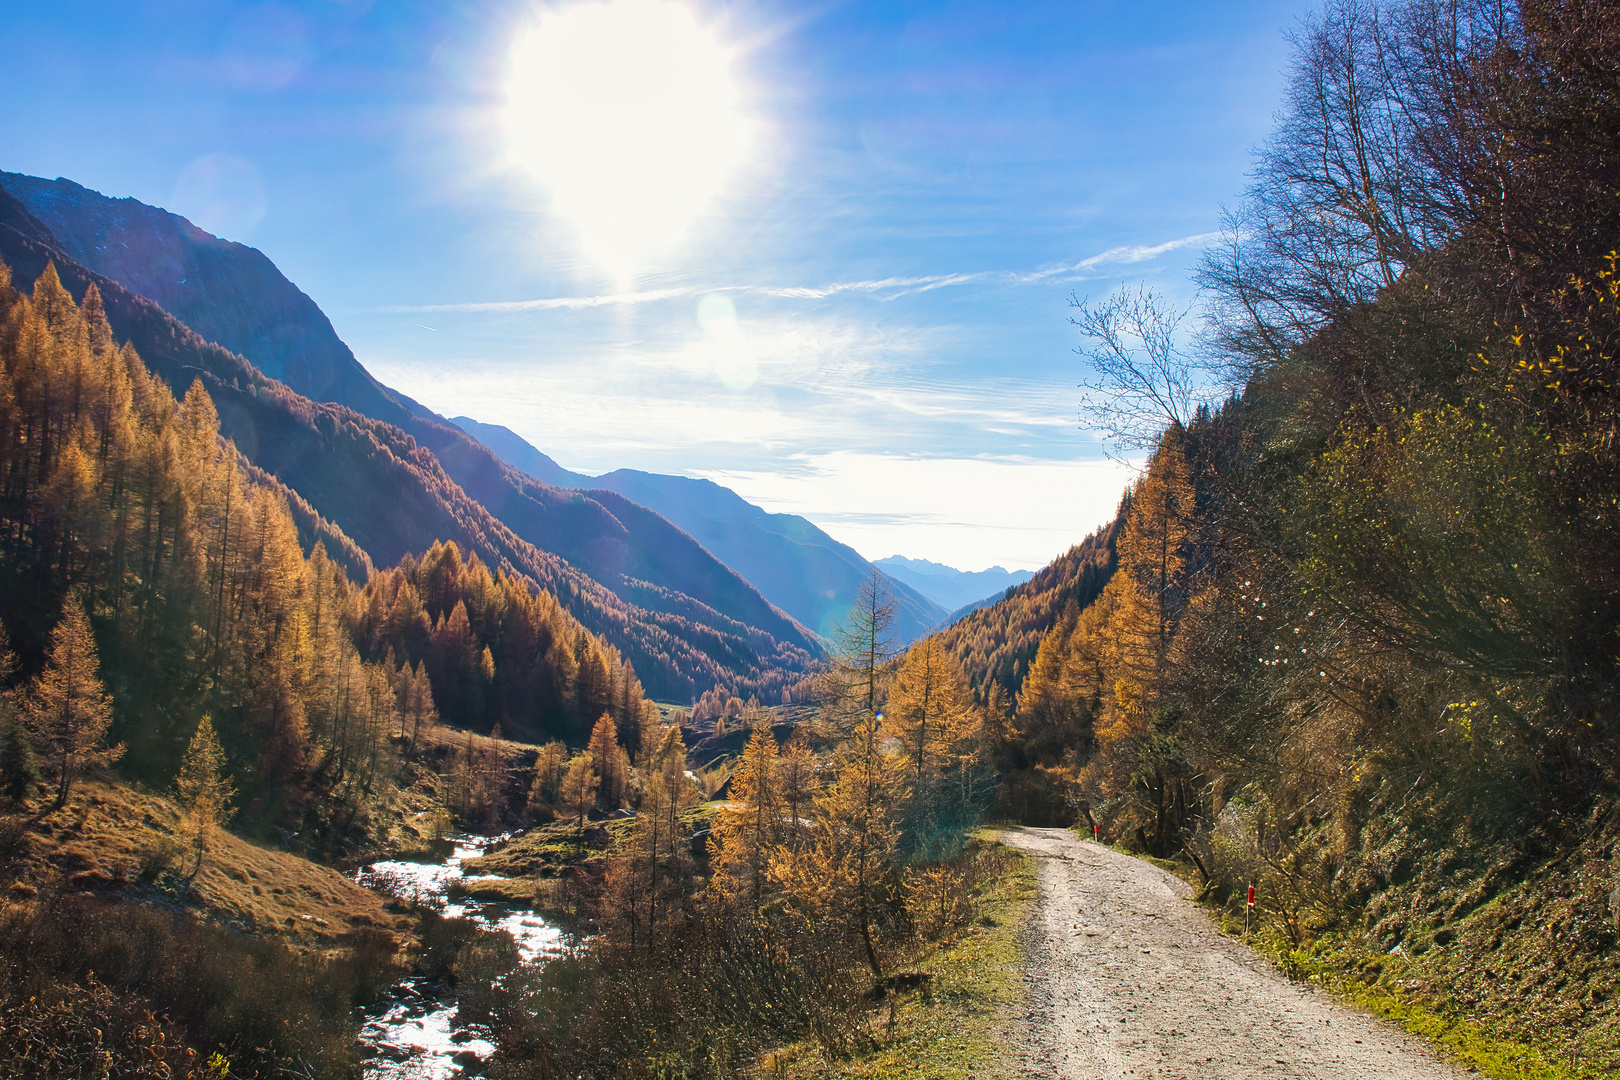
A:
[765, 831, 1038, 1080]
[1063, 824, 1609, 1079]
[1233, 930, 1601, 1080]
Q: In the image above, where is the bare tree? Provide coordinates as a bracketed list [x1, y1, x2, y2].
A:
[820, 571, 899, 737]
[1071, 285, 1206, 454]
[1195, 0, 1516, 379]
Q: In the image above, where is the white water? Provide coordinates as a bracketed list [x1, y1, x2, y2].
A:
[354, 835, 565, 1078]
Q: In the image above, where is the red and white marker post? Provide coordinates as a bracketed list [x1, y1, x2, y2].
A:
[1245, 884, 1256, 935]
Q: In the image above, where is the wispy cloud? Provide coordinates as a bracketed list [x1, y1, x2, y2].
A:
[1024, 231, 1222, 280]
[358, 233, 1217, 314]
[371, 287, 696, 314]
[752, 272, 990, 300]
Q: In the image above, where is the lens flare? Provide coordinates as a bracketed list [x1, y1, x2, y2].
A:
[506, 0, 750, 272]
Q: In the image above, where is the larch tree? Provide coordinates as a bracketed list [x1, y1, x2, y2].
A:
[1115, 425, 1197, 697]
[776, 710, 906, 977]
[777, 727, 819, 845]
[587, 711, 625, 809]
[825, 571, 899, 737]
[27, 596, 121, 808]
[709, 723, 782, 909]
[0, 625, 38, 802]
[526, 740, 569, 819]
[886, 637, 983, 859]
[608, 722, 696, 956]
[175, 716, 235, 877]
[560, 752, 600, 836]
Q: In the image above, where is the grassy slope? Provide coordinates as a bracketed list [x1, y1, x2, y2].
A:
[766, 832, 1038, 1080]
[4, 779, 410, 948]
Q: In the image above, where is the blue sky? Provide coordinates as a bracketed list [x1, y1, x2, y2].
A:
[2, 0, 1307, 570]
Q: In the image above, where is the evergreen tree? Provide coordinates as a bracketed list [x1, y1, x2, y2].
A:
[0, 624, 38, 803]
[709, 723, 781, 908]
[26, 596, 120, 808]
[175, 716, 235, 876]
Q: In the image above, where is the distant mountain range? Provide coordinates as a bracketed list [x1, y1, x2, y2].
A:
[872, 555, 1033, 613]
[0, 171, 964, 702]
[449, 417, 947, 642]
[0, 173, 818, 702]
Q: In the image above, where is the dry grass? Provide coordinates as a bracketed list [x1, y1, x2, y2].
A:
[2, 779, 410, 947]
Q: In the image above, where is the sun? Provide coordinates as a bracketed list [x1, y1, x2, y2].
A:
[506, 0, 751, 273]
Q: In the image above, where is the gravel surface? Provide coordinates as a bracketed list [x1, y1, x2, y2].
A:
[1002, 828, 1470, 1080]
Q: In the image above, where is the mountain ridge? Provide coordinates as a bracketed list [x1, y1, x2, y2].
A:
[449, 415, 948, 642]
[0, 181, 815, 703]
[873, 554, 1034, 612]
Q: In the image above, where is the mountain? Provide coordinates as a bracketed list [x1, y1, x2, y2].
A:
[932, 512, 1122, 703]
[0, 171, 431, 425]
[0, 181, 816, 702]
[873, 555, 1034, 613]
[449, 416, 949, 643]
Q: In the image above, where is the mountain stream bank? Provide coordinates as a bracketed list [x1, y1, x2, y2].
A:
[353, 836, 564, 1079]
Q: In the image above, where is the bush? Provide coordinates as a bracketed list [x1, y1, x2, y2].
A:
[0, 894, 372, 1079]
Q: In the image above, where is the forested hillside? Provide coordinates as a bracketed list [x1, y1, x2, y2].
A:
[969, 0, 1620, 1064]
[0, 186, 817, 703]
[450, 415, 949, 642]
[935, 517, 1119, 707]
[0, 259, 650, 805]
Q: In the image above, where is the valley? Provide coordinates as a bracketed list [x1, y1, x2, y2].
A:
[2, 1, 1619, 1078]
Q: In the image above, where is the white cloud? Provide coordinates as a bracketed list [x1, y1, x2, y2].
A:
[354, 231, 1216, 314]
[695, 452, 1138, 571]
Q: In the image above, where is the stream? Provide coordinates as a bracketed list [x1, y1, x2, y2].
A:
[353, 836, 565, 1079]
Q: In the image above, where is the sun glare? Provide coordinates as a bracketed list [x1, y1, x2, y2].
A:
[506, 0, 750, 273]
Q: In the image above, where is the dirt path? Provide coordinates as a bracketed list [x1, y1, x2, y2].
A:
[1001, 828, 1469, 1080]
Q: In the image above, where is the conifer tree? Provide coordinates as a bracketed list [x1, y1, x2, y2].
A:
[175, 716, 235, 876]
[0, 710, 37, 804]
[526, 740, 569, 819]
[777, 727, 819, 844]
[0, 626, 38, 803]
[587, 711, 624, 809]
[27, 596, 120, 808]
[607, 723, 696, 955]
[560, 753, 600, 836]
[776, 710, 905, 977]
[825, 572, 899, 737]
[1115, 426, 1196, 694]
[709, 723, 782, 908]
[886, 638, 984, 857]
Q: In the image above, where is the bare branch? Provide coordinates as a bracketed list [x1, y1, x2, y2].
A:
[1071, 285, 1207, 455]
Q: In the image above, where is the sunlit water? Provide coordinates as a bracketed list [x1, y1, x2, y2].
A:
[354, 835, 565, 1078]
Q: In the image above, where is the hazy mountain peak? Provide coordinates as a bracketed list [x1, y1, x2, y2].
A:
[452, 415, 949, 642]
[873, 554, 1034, 612]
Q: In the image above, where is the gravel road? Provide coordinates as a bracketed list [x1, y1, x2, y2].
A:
[1001, 828, 1470, 1080]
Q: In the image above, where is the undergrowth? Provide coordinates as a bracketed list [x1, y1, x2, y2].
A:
[764, 831, 1037, 1079]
